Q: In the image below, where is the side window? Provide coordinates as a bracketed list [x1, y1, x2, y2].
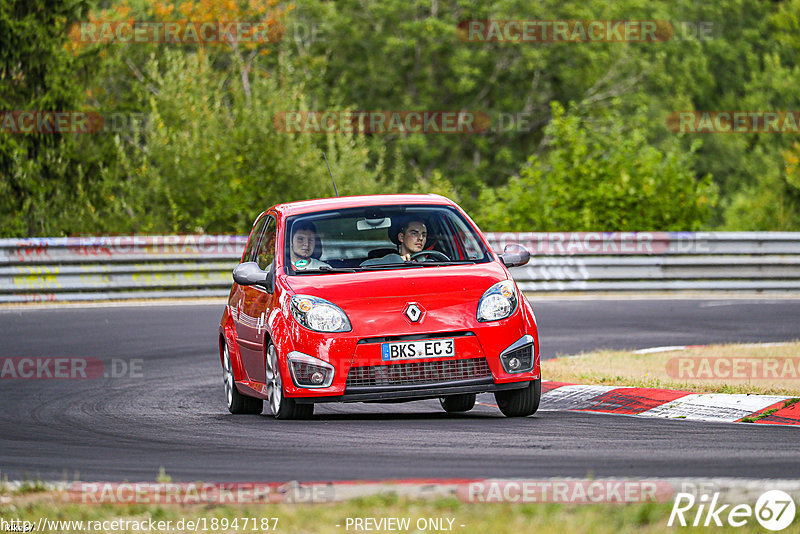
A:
[256, 217, 277, 270]
[243, 214, 267, 262]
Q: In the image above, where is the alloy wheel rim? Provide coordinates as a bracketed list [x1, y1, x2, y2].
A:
[223, 343, 233, 407]
[267, 345, 282, 415]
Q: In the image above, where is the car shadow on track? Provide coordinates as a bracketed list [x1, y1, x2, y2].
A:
[298, 411, 503, 421]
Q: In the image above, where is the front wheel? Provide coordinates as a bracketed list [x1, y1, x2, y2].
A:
[266, 343, 314, 420]
[494, 379, 541, 417]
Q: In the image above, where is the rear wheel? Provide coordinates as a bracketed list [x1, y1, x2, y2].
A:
[494, 379, 541, 417]
[439, 393, 476, 413]
[266, 343, 314, 420]
[223, 342, 263, 414]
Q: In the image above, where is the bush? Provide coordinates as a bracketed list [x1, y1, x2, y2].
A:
[475, 102, 717, 231]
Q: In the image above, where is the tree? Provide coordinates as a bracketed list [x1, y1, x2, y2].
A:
[100, 49, 389, 234]
[54, 0, 390, 235]
[0, 0, 101, 236]
[474, 102, 716, 231]
[3, 0, 799, 235]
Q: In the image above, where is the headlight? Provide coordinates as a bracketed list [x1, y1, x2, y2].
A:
[477, 280, 518, 322]
[290, 295, 351, 332]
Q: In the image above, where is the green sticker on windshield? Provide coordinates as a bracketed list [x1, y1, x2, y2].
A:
[295, 259, 309, 269]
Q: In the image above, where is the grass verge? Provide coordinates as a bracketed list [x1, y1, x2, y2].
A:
[544, 341, 800, 396]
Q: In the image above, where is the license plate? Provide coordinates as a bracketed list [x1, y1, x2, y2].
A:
[381, 338, 455, 361]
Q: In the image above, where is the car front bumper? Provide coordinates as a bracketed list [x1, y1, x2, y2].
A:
[292, 377, 531, 404]
[278, 324, 540, 400]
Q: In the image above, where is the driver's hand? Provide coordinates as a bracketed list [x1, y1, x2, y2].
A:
[401, 253, 411, 261]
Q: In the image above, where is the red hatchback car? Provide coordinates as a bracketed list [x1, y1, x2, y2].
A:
[218, 194, 540, 419]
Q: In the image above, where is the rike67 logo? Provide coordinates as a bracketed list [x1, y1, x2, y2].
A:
[669, 490, 796, 531]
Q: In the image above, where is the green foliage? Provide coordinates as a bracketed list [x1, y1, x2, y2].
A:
[2, 0, 800, 235]
[101, 50, 387, 234]
[474, 102, 715, 231]
[272, 0, 799, 231]
[0, 0, 99, 235]
[1, 0, 388, 236]
[722, 170, 800, 231]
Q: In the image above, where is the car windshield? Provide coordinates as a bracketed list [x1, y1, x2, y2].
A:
[284, 205, 491, 275]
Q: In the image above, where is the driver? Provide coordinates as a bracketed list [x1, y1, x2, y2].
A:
[290, 221, 331, 270]
[397, 218, 427, 261]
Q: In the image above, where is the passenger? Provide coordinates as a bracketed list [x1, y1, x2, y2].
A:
[290, 221, 331, 270]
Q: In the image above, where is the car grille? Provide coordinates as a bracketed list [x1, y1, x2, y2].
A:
[345, 357, 492, 388]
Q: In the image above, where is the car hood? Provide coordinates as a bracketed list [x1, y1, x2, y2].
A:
[283, 262, 510, 336]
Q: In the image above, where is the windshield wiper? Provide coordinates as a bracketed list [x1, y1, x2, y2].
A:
[359, 262, 427, 270]
[362, 260, 476, 269]
[299, 261, 478, 273]
[418, 260, 476, 266]
[295, 266, 362, 274]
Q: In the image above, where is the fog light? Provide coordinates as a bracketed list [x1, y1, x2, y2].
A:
[499, 335, 535, 374]
[287, 351, 335, 388]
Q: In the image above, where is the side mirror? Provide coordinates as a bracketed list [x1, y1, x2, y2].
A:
[499, 243, 531, 268]
[232, 262, 270, 286]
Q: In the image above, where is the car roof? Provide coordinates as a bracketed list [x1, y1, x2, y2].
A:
[270, 194, 456, 217]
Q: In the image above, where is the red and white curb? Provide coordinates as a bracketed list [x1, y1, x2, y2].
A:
[540, 382, 800, 425]
[535, 341, 800, 425]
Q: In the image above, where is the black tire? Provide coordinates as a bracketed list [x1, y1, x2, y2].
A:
[494, 379, 541, 417]
[266, 343, 314, 420]
[275, 398, 314, 420]
[439, 393, 476, 413]
[223, 341, 263, 414]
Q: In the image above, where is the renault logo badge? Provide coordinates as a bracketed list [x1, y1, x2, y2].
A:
[404, 303, 423, 322]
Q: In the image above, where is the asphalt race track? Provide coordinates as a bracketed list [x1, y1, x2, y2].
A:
[1, 298, 799, 482]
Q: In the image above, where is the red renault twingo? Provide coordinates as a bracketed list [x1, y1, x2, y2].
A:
[218, 194, 540, 419]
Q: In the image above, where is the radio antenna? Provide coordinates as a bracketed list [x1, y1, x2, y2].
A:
[323, 152, 339, 197]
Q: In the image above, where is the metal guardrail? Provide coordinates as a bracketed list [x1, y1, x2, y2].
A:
[0, 236, 245, 303]
[488, 232, 800, 292]
[1, 232, 799, 302]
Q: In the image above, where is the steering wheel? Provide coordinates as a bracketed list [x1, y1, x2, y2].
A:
[411, 250, 450, 262]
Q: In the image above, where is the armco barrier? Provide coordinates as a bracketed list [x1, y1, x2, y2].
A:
[489, 232, 800, 292]
[1, 232, 800, 302]
[0, 236, 246, 303]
